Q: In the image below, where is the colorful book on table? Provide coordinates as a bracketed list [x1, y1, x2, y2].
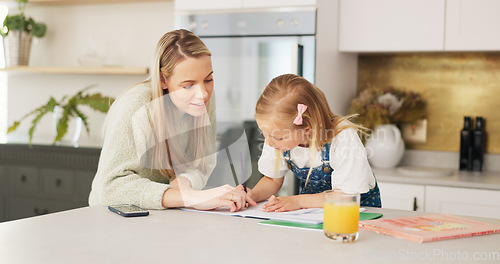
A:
[359, 213, 500, 243]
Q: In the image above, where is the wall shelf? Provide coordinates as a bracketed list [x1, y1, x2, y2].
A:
[11, 0, 172, 5]
[2, 66, 149, 75]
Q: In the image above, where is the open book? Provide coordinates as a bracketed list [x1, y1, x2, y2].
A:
[181, 202, 366, 224]
[359, 213, 500, 243]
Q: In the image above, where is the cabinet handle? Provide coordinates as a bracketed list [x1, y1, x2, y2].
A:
[34, 208, 49, 215]
[413, 197, 418, 211]
[56, 178, 62, 187]
[21, 174, 27, 183]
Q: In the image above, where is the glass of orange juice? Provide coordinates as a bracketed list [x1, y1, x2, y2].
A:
[323, 190, 360, 242]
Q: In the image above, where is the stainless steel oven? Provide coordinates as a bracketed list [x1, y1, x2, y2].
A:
[176, 9, 316, 195]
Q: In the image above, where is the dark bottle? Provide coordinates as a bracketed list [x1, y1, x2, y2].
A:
[459, 116, 473, 171]
[471, 117, 486, 172]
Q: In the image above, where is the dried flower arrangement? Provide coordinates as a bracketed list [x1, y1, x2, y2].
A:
[349, 86, 427, 133]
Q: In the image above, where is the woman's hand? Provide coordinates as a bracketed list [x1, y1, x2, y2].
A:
[262, 195, 302, 212]
[184, 184, 257, 212]
[170, 176, 193, 190]
[235, 185, 253, 199]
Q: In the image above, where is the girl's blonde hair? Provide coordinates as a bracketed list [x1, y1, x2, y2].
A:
[255, 74, 361, 186]
[147, 29, 214, 180]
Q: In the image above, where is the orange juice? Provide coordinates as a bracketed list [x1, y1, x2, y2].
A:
[323, 201, 360, 234]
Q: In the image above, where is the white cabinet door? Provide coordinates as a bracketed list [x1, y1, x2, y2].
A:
[175, 0, 243, 11]
[445, 0, 500, 51]
[425, 186, 500, 218]
[378, 182, 425, 211]
[243, 0, 316, 8]
[339, 0, 445, 52]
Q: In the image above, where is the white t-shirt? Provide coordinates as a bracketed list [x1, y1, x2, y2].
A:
[258, 126, 375, 194]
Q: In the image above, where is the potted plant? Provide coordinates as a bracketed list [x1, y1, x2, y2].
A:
[1, 0, 47, 66]
[7, 85, 115, 146]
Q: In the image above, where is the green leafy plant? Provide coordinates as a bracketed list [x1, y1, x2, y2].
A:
[349, 86, 427, 134]
[7, 85, 115, 145]
[1, 0, 47, 38]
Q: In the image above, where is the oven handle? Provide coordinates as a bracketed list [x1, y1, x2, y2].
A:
[291, 44, 304, 76]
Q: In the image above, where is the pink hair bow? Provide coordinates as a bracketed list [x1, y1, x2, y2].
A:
[293, 104, 308, 125]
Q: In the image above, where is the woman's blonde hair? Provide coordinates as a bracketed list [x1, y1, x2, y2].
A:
[147, 29, 214, 180]
[255, 74, 360, 186]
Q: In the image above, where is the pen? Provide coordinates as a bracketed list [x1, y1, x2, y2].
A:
[240, 152, 247, 193]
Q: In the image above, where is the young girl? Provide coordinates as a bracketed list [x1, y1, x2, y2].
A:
[248, 73, 381, 212]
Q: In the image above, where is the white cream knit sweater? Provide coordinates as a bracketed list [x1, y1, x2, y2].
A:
[88, 83, 215, 209]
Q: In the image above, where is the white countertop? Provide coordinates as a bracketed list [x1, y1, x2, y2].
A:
[374, 167, 500, 190]
[1, 206, 499, 264]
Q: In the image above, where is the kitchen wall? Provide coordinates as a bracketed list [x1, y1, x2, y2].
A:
[358, 52, 500, 154]
[3, 1, 175, 147]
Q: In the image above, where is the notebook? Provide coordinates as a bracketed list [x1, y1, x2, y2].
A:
[259, 212, 383, 231]
[359, 213, 500, 243]
[180, 201, 366, 225]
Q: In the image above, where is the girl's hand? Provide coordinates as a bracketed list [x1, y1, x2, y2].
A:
[184, 184, 257, 212]
[262, 195, 302, 212]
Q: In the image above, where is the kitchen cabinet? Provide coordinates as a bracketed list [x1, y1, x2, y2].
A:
[425, 186, 500, 219]
[339, 0, 500, 52]
[339, 0, 445, 52]
[75, 170, 95, 206]
[378, 177, 500, 218]
[0, 195, 4, 220]
[445, 0, 500, 51]
[5, 196, 74, 221]
[378, 182, 425, 211]
[0, 144, 100, 222]
[1, 165, 96, 222]
[175, 0, 316, 11]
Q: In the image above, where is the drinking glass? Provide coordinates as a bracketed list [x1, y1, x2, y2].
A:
[323, 190, 360, 242]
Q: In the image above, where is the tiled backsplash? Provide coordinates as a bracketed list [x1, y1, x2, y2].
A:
[358, 53, 500, 154]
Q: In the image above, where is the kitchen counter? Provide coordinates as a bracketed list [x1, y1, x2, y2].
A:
[374, 167, 500, 190]
[1, 206, 499, 264]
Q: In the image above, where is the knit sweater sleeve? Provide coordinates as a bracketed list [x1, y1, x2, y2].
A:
[88, 84, 170, 209]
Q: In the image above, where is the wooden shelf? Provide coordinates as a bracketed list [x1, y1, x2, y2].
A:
[2, 66, 149, 75]
[19, 0, 172, 5]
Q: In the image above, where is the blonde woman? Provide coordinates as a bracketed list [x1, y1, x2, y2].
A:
[246, 74, 381, 212]
[89, 29, 255, 212]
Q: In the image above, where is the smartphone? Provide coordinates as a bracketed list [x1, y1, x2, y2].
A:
[108, 204, 149, 217]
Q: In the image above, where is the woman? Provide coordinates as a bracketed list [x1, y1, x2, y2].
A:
[89, 29, 255, 212]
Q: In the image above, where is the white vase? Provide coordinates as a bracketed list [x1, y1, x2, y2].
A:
[52, 106, 83, 147]
[3, 31, 33, 67]
[365, 124, 405, 168]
